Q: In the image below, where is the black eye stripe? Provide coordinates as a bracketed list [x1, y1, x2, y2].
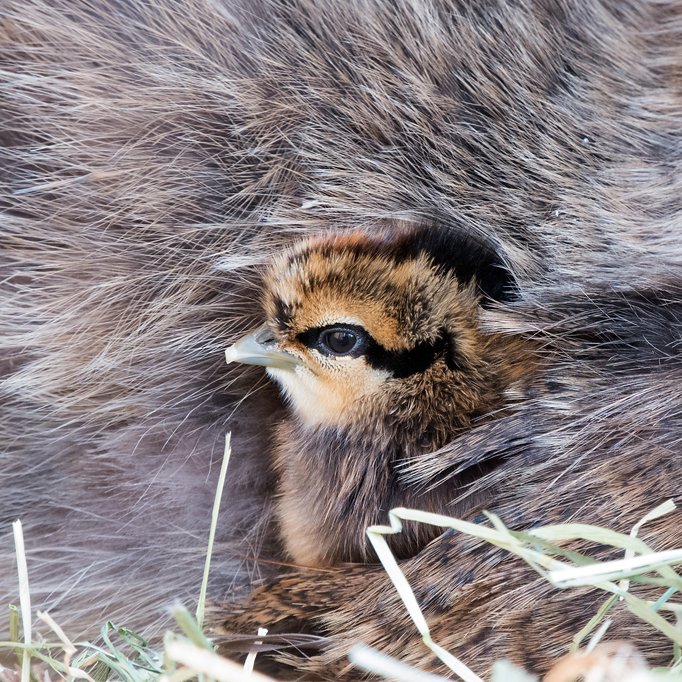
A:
[366, 333, 459, 378]
[296, 325, 460, 376]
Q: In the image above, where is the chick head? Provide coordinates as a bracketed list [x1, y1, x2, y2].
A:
[226, 225, 515, 429]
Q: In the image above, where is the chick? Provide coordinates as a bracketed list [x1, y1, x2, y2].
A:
[225, 225, 536, 567]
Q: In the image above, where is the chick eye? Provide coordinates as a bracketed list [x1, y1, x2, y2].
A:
[319, 327, 363, 356]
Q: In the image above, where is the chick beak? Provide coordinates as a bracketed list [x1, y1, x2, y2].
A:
[225, 324, 303, 371]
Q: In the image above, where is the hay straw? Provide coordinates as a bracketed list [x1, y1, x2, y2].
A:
[366, 512, 485, 682]
[12, 520, 31, 682]
[37, 611, 95, 682]
[548, 549, 682, 588]
[619, 500, 676, 595]
[197, 433, 232, 630]
[243, 629, 268, 675]
[348, 644, 452, 682]
[163, 640, 274, 682]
